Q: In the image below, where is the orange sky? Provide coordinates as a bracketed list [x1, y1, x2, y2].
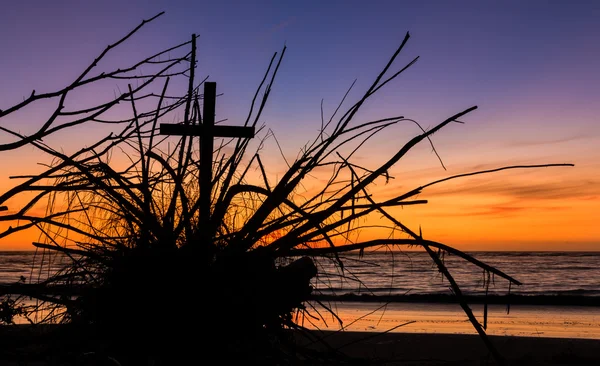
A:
[0, 120, 598, 251]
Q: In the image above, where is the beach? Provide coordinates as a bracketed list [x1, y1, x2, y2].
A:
[296, 331, 600, 365]
[2, 253, 600, 364]
[2, 300, 600, 365]
[302, 301, 600, 339]
[2, 324, 600, 365]
[293, 301, 600, 364]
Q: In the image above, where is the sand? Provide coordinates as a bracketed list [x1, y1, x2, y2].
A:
[296, 330, 600, 365]
[2, 325, 600, 365]
[301, 302, 600, 339]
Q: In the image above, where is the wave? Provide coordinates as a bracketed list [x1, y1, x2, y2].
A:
[310, 293, 600, 306]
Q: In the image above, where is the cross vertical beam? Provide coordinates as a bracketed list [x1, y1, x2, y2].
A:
[159, 81, 255, 247]
[200, 82, 216, 243]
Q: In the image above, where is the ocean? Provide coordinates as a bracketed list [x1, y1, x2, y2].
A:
[1, 250, 599, 338]
[2, 251, 599, 297]
[0, 251, 68, 285]
[312, 251, 600, 298]
[305, 251, 600, 338]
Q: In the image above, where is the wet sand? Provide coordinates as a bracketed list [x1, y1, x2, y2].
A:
[301, 301, 600, 339]
[2, 301, 600, 365]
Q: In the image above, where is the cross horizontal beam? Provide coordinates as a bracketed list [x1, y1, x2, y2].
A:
[159, 124, 255, 138]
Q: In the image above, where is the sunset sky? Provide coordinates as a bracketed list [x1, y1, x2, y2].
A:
[0, 0, 598, 251]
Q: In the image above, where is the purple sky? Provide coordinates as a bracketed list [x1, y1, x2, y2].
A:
[3, 1, 598, 131]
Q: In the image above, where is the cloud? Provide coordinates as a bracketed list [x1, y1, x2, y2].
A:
[258, 17, 296, 41]
[268, 17, 295, 34]
[425, 179, 599, 201]
[425, 204, 568, 218]
[506, 133, 593, 148]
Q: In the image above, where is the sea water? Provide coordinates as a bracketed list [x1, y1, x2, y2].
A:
[310, 251, 600, 297]
[1, 250, 599, 338]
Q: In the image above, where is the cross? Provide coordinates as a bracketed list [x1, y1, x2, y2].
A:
[160, 82, 255, 242]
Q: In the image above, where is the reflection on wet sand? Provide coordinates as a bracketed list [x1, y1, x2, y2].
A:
[300, 302, 600, 339]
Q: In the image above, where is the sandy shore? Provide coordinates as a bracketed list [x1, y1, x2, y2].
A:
[297, 330, 600, 365]
[301, 302, 600, 339]
[2, 325, 600, 365]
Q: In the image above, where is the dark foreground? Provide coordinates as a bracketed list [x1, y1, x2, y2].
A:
[295, 330, 600, 365]
[1, 325, 600, 365]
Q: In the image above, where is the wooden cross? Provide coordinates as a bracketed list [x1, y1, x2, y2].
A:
[160, 82, 255, 241]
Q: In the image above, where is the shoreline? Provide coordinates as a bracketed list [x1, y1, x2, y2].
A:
[311, 294, 600, 306]
[301, 301, 600, 340]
